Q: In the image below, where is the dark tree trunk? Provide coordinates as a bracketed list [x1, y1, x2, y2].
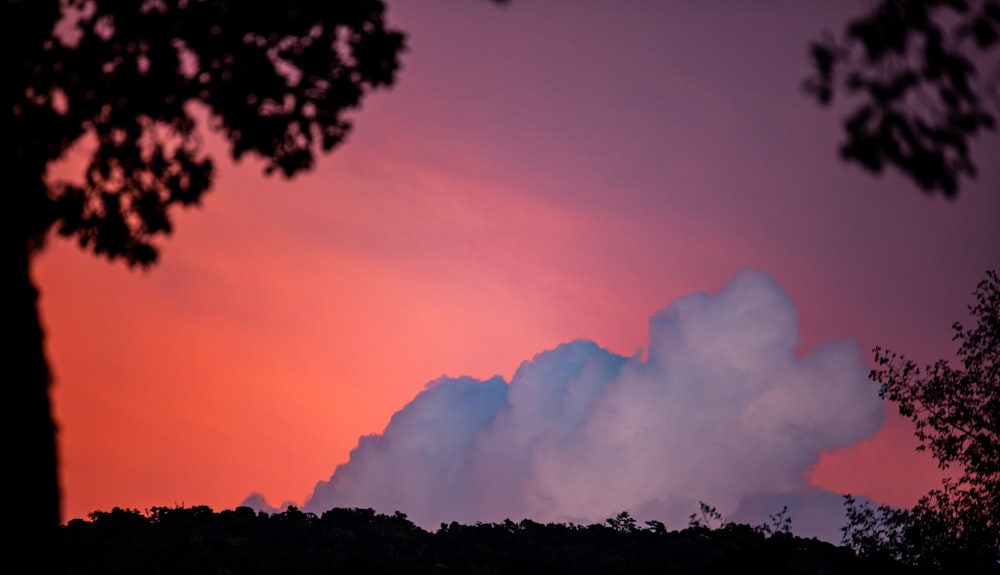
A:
[7, 129, 64, 561]
[8, 240, 62, 563]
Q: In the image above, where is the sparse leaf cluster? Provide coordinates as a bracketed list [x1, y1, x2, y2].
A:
[806, 0, 1000, 196]
[688, 501, 728, 531]
[755, 506, 794, 537]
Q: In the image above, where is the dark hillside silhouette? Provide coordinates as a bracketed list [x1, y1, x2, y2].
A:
[62, 505, 928, 575]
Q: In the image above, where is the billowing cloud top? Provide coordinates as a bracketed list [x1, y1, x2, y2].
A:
[252, 269, 883, 538]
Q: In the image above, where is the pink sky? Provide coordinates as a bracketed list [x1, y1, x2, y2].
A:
[37, 0, 999, 524]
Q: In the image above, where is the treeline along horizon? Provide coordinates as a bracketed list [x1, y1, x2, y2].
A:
[61, 504, 933, 575]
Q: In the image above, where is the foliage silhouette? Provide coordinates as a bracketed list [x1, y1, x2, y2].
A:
[5, 0, 515, 558]
[687, 501, 728, 530]
[805, 0, 999, 196]
[755, 505, 794, 537]
[606, 511, 639, 533]
[841, 270, 999, 572]
[62, 504, 929, 575]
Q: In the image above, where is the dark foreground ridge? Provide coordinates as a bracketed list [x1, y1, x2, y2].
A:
[63, 505, 933, 575]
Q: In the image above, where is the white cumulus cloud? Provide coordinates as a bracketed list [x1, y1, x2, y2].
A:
[248, 268, 883, 540]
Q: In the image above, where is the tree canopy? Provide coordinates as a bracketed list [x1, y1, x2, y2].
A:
[843, 270, 999, 572]
[9, 0, 405, 266]
[61, 505, 926, 575]
[806, 0, 1000, 197]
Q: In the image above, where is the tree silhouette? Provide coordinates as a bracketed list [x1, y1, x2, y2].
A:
[805, 0, 999, 197]
[62, 504, 927, 575]
[7, 0, 409, 558]
[842, 270, 999, 572]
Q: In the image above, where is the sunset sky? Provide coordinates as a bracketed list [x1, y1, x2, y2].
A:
[37, 0, 999, 537]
